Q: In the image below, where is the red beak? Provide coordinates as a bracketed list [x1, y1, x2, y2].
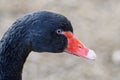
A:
[63, 32, 96, 60]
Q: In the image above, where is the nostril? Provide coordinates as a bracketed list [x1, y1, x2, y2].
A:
[78, 46, 82, 48]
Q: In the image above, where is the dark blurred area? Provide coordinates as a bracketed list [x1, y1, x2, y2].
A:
[0, 0, 120, 80]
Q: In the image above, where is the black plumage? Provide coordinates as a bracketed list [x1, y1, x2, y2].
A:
[0, 11, 73, 80]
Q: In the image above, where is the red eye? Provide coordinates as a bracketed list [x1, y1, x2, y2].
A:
[56, 29, 62, 34]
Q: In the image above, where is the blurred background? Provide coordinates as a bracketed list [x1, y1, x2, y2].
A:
[0, 0, 120, 80]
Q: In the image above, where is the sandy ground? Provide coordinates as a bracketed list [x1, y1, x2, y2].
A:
[0, 0, 120, 80]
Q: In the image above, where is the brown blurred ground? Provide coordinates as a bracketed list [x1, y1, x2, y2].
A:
[0, 0, 120, 80]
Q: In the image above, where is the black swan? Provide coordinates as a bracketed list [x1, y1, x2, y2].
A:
[0, 11, 96, 80]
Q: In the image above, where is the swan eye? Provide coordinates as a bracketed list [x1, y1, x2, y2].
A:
[56, 29, 62, 34]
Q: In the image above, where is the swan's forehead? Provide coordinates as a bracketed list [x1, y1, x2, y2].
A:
[27, 11, 73, 33]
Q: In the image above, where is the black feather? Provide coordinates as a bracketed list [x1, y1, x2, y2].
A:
[0, 11, 73, 80]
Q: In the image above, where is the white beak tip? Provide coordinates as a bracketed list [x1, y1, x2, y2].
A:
[86, 49, 96, 60]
